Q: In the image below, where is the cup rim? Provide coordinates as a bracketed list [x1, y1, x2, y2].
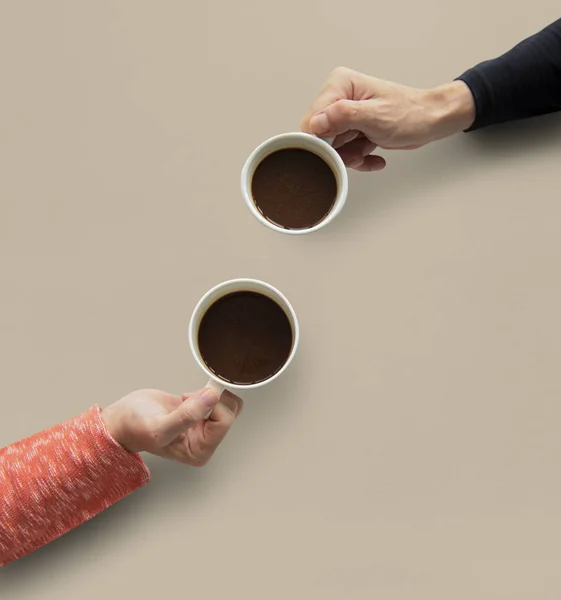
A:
[241, 132, 348, 235]
[188, 278, 300, 390]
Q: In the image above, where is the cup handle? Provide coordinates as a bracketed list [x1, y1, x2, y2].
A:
[321, 136, 335, 146]
[204, 378, 225, 419]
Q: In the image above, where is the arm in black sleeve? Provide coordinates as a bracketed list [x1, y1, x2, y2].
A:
[456, 19, 561, 130]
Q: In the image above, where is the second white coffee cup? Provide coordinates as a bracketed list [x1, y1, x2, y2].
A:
[241, 132, 348, 235]
[188, 278, 299, 394]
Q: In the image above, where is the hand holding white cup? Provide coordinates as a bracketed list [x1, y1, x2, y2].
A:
[188, 279, 299, 415]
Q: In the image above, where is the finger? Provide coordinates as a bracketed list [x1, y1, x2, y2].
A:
[394, 144, 424, 150]
[208, 393, 242, 426]
[213, 390, 243, 420]
[300, 67, 359, 133]
[199, 389, 244, 420]
[309, 99, 373, 138]
[181, 388, 215, 418]
[337, 137, 378, 167]
[355, 155, 387, 171]
[201, 393, 243, 455]
[181, 389, 205, 402]
[332, 130, 361, 149]
[156, 388, 219, 446]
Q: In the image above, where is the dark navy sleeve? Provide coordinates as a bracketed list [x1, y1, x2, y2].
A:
[456, 19, 561, 130]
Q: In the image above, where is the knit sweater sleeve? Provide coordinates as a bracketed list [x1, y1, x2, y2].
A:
[0, 405, 151, 566]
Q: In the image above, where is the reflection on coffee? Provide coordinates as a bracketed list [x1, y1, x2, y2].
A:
[198, 291, 293, 385]
[251, 148, 337, 230]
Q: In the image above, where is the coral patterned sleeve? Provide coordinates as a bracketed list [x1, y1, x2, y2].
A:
[0, 405, 151, 566]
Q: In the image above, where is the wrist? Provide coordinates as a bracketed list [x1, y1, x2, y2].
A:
[101, 405, 127, 449]
[424, 81, 476, 140]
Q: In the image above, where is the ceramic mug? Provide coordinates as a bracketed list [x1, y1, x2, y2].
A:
[241, 133, 348, 234]
[188, 278, 300, 395]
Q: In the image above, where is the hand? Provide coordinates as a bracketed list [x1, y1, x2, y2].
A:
[300, 67, 476, 171]
[101, 388, 243, 466]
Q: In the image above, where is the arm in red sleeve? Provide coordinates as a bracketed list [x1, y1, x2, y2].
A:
[0, 405, 151, 566]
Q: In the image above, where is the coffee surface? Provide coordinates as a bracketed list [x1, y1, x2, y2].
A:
[198, 291, 293, 385]
[251, 148, 337, 229]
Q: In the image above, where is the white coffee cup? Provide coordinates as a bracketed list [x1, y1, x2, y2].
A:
[188, 278, 300, 394]
[241, 133, 348, 235]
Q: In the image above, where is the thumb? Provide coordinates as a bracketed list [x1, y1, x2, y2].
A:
[156, 388, 219, 446]
[309, 99, 370, 137]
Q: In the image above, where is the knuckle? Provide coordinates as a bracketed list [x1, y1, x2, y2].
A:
[331, 66, 351, 78]
[332, 100, 354, 120]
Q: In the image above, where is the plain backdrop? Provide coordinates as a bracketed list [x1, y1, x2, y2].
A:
[1, 1, 561, 599]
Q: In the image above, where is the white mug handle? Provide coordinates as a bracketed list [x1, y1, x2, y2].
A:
[204, 378, 225, 419]
[321, 136, 335, 146]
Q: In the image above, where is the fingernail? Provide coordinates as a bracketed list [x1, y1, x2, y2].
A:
[310, 113, 330, 135]
[199, 388, 219, 410]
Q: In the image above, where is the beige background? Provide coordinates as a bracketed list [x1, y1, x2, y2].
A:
[1, 1, 561, 598]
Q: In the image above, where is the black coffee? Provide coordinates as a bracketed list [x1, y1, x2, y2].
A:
[198, 291, 293, 385]
[251, 148, 337, 230]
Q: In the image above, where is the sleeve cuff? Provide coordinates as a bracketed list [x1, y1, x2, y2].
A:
[455, 68, 495, 132]
[92, 405, 151, 483]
